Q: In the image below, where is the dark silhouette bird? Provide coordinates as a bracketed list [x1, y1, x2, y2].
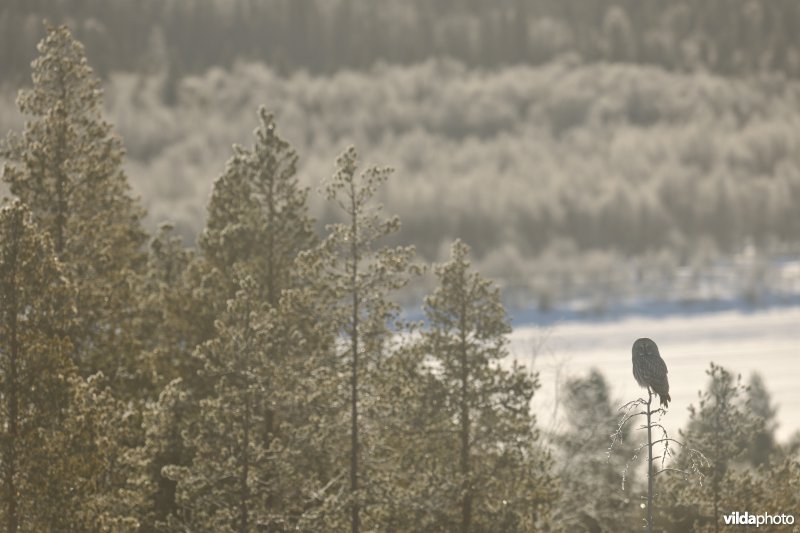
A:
[632, 338, 671, 407]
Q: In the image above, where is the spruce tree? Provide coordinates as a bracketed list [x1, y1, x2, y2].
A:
[1, 24, 148, 394]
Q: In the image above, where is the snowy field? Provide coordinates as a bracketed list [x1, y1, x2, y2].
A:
[508, 306, 800, 442]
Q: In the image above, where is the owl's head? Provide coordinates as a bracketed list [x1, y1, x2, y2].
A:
[633, 337, 659, 357]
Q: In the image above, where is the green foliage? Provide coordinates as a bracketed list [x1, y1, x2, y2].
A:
[142, 110, 320, 529]
[135, 379, 194, 531]
[1, 23, 148, 395]
[139, 223, 198, 388]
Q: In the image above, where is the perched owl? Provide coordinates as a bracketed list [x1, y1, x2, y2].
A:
[632, 338, 671, 407]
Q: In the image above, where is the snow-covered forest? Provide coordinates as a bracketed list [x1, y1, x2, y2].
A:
[1, 2, 800, 531]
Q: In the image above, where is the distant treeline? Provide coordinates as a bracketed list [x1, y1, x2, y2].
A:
[2, 0, 800, 84]
[91, 60, 800, 262]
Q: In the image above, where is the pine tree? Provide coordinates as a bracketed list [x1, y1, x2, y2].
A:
[154, 111, 320, 529]
[161, 282, 338, 531]
[309, 147, 417, 532]
[163, 279, 275, 531]
[177, 105, 316, 395]
[744, 372, 778, 467]
[135, 378, 195, 531]
[418, 240, 555, 532]
[139, 223, 197, 388]
[0, 201, 126, 531]
[199, 105, 315, 313]
[659, 363, 759, 532]
[555, 369, 640, 531]
[361, 334, 456, 531]
[1, 24, 148, 395]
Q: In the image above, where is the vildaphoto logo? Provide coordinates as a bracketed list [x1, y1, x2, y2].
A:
[723, 511, 795, 527]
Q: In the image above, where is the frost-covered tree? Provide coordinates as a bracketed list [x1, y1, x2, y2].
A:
[164, 106, 317, 397]
[417, 240, 556, 532]
[360, 336, 455, 531]
[554, 369, 640, 531]
[145, 111, 318, 528]
[1, 24, 148, 394]
[198, 106, 316, 318]
[659, 364, 759, 532]
[658, 369, 798, 533]
[744, 372, 778, 467]
[0, 201, 76, 531]
[0, 202, 134, 530]
[306, 147, 417, 531]
[163, 280, 277, 531]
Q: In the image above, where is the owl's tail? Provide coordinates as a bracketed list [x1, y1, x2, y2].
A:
[659, 392, 671, 408]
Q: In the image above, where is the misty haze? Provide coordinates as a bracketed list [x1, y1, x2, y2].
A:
[1, 1, 799, 531]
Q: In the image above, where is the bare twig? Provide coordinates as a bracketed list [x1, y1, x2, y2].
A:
[611, 387, 707, 532]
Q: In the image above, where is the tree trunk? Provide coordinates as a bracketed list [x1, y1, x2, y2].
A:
[53, 67, 69, 259]
[3, 213, 21, 533]
[349, 181, 360, 533]
[646, 388, 653, 533]
[239, 390, 251, 533]
[459, 297, 471, 533]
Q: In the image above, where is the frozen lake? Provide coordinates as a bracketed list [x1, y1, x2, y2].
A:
[508, 306, 800, 442]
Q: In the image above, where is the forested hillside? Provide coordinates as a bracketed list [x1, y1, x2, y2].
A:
[2, 0, 799, 81]
[44, 60, 800, 310]
[3, 2, 800, 312]
[0, 25, 798, 531]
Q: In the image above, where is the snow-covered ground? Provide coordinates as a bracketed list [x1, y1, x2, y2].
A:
[508, 306, 800, 442]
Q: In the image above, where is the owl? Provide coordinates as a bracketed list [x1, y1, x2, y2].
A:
[632, 338, 671, 407]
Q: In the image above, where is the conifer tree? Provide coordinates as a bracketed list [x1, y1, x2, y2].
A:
[161, 282, 337, 531]
[140, 223, 198, 387]
[744, 372, 778, 467]
[198, 106, 315, 315]
[418, 240, 555, 532]
[163, 279, 276, 531]
[659, 364, 759, 532]
[555, 369, 639, 531]
[0, 201, 127, 531]
[135, 378, 195, 531]
[1, 24, 148, 394]
[310, 147, 417, 532]
[174, 105, 316, 396]
[153, 111, 320, 529]
[361, 336, 456, 531]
